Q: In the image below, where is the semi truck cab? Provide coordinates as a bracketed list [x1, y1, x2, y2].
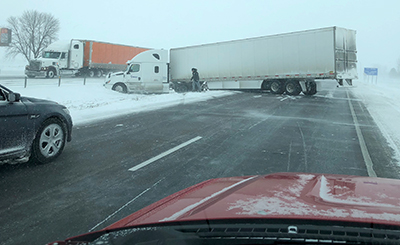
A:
[25, 40, 84, 78]
[104, 49, 169, 94]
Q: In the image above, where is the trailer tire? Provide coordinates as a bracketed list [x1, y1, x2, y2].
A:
[270, 80, 284, 94]
[96, 70, 103, 77]
[285, 80, 301, 95]
[46, 69, 56, 79]
[112, 83, 128, 93]
[304, 80, 317, 96]
[261, 80, 271, 91]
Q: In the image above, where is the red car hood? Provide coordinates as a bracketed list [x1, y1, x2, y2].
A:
[108, 172, 400, 229]
[50, 173, 400, 244]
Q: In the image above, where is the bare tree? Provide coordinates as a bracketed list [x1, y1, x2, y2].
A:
[6, 10, 59, 62]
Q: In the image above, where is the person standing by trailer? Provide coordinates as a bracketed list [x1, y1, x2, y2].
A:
[191, 68, 200, 92]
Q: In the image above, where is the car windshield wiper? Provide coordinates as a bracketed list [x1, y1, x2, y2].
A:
[86, 221, 400, 245]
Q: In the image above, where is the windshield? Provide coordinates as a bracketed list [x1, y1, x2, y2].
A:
[42, 51, 61, 59]
[1, 2, 400, 245]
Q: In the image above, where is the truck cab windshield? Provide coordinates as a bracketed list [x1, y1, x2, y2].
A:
[43, 51, 61, 59]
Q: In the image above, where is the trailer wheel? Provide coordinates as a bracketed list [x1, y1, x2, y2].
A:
[261, 80, 271, 91]
[46, 69, 56, 79]
[112, 83, 128, 93]
[285, 80, 301, 95]
[304, 80, 317, 95]
[270, 80, 284, 94]
[96, 70, 103, 77]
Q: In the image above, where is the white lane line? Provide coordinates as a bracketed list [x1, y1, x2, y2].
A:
[129, 136, 202, 172]
[89, 178, 164, 232]
[347, 90, 377, 177]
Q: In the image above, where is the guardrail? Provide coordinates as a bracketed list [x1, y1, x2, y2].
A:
[0, 74, 105, 88]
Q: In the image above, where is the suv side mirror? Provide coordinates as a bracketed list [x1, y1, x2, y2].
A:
[8, 92, 21, 103]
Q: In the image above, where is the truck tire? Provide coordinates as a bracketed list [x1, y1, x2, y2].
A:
[270, 80, 284, 94]
[46, 69, 56, 79]
[112, 83, 128, 93]
[285, 80, 301, 95]
[304, 80, 317, 95]
[31, 118, 66, 164]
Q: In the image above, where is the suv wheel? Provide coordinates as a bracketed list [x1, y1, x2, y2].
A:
[32, 118, 66, 163]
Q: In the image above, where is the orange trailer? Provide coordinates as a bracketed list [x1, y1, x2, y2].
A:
[82, 40, 149, 71]
[25, 39, 150, 78]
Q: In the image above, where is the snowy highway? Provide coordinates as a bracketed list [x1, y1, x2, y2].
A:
[1, 77, 400, 244]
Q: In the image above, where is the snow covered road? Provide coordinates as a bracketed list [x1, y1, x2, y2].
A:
[2, 76, 400, 166]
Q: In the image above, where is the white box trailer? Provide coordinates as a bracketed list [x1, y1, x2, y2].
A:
[169, 26, 357, 95]
[104, 26, 357, 95]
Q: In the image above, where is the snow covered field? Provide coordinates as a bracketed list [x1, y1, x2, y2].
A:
[1, 75, 400, 165]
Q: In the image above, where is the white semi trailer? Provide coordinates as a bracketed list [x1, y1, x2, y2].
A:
[105, 26, 357, 95]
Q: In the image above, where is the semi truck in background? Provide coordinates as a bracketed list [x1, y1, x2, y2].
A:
[25, 40, 149, 78]
[104, 26, 357, 95]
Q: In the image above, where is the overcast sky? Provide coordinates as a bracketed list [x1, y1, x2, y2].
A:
[1, 0, 400, 72]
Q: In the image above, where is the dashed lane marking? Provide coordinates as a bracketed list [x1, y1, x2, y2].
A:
[128, 136, 203, 172]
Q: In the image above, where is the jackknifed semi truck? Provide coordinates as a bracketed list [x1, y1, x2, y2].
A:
[104, 26, 357, 95]
[25, 40, 149, 78]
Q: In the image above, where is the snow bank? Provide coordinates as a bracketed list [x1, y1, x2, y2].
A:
[351, 79, 400, 165]
[3, 81, 237, 125]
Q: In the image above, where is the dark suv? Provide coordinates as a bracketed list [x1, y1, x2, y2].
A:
[0, 84, 72, 164]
